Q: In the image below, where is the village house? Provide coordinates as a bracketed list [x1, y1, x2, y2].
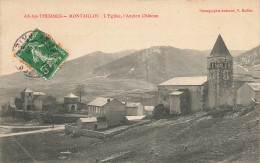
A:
[237, 82, 260, 106]
[88, 98, 127, 127]
[64, 93, 80, 112]
[169, 91, 189, 114]
[143, 106, 154, 115]
[103, 99, 127, 127]
[77, 117, 108, 130]
[87, 97, 113, 116]
[125, 102, 144, 116]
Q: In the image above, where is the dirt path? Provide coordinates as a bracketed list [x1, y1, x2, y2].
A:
[0, 125, 55, 129]
[0, 125, 64, 138]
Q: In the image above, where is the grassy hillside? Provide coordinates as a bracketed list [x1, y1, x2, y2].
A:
[0, 105, 258, 163]
[235, 46, 260, 67]
[0, 76, 157, 106]
[233, 46, 260, 80]
[54, 50, 136, 80]
[94, 46, 208, 84]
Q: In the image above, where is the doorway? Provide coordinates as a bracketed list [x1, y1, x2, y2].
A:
[94, 124, 97, 131]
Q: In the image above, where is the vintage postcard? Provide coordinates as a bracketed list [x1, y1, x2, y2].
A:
[0, 0, 259, 162]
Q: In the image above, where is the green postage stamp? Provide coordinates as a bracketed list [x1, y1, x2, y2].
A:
[15, 28, 69, 80]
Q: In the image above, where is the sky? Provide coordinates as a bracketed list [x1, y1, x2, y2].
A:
[0, 0, 259, 75]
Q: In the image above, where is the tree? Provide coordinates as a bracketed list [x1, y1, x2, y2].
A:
[75, 84, 87, 103]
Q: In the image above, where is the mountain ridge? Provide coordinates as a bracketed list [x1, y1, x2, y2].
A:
[93, 46, 209, 84]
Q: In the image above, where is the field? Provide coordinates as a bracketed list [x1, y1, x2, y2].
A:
[0, 105, 258, 163]
[0, 73, 157, 106]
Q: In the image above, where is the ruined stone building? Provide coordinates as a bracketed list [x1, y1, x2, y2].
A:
[15, 88, 56, 111]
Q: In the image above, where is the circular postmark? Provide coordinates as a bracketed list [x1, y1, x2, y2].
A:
[12, 30, 41, 78]
[12, 30, 60, 79]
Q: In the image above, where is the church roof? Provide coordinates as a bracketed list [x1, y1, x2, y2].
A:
[210, 34, 232, 57]
[159, 76, 207, 86]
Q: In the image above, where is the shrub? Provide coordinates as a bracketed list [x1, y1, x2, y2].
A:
[152, 104, 170, 119]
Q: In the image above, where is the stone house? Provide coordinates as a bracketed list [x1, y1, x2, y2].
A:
[125, 102, 143, 116]
[169, 91, 189, 114]
[158, 76, 208, 113]
[237, 82, 260, 106]
[77, 117, 108, 130]
[88, 98, 127, 127]
[143, 106, 154, 115]
[103, 99, 127, 127]
[87, 97, 113, 116]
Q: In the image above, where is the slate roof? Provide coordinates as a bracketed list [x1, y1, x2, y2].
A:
[23, 88, 33, 92]
[144, 106, 155, 111]
[210, 34, 232, 57]
[33, 95, 46, 100]
[247, 82, 260, 91]
[33, 92, 46, 96]
[125, 102, 142, 108]
[79, 116, 108, 123]
[159, 76, 207, 86]
[88, 97, 113, 107]
[65, 93, 79, 98]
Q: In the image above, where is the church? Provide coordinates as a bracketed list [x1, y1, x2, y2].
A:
[158, 35, 235, 114]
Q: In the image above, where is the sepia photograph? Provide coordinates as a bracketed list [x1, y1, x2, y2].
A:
[0, 0, 259, 162]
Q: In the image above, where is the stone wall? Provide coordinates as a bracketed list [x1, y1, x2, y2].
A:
[65, 120, 151, 139]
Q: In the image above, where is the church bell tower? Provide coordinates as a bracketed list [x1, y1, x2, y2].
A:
[207, 34, 235, 109]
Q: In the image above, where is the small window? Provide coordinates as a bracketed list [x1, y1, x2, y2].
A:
[223, 70, 229, 80]
[29, 93, 32, 96]
[210, 71, 214, 80]
[211, 62, 215, 69]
